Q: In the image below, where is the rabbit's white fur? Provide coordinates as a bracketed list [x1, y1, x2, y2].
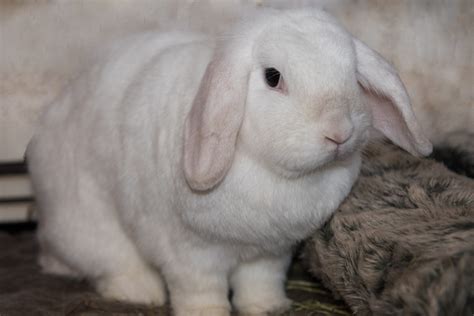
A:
[27, 8, 430, 316]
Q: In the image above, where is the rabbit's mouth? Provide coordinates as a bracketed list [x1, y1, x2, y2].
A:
[334, 141, 355, 158]
[333, 147, 354, 162]
[327, 138, 365, 166]
[332, 128, 370, 161]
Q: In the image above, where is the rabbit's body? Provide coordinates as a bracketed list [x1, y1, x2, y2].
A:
[28, 9, 431, 316]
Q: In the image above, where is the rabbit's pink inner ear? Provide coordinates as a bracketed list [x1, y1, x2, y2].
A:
[183, 56, 248, 191]
[354, 38, 432, 156]
[360, 86, 422, 155]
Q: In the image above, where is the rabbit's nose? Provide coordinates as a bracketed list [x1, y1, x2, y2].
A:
[325, 133, 350, 145]
[324, 126, 353, 145]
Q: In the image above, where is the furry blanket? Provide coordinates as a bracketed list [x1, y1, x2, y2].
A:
[304, 137, 474, 316]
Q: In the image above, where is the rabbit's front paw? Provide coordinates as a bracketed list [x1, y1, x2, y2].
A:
[235, 296, 292, 316]
[232, 277, 292, 315]
[231, 255, 292, 315]
[174, 306, 230, 316]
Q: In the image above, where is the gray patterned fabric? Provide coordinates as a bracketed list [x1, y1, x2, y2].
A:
[304, 136, 474, 316]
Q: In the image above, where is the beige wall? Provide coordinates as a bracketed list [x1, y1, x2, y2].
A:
[1, 0, 472, 161]
[0, 0, 255, 161]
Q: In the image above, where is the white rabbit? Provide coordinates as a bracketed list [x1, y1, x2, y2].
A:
[26, 8, 432, 316]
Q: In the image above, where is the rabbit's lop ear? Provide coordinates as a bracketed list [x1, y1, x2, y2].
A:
[184, 49, 249, 191]
[354, 38, 432, 156]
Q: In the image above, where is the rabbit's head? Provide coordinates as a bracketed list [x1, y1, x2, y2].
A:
[184, 9, 432, 191]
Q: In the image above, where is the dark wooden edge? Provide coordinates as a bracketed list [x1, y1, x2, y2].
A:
[0, 161, 28, 175]
[0, 221, 37, 233]
[0, 197, 34, 204]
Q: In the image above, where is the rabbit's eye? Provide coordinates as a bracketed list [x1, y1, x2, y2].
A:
[264, 68, 281, 88]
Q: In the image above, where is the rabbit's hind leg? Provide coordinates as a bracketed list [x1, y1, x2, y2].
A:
[38, 250, 81, 278]
[96, 261, 166, 306]
[36, 184, 166, 305]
